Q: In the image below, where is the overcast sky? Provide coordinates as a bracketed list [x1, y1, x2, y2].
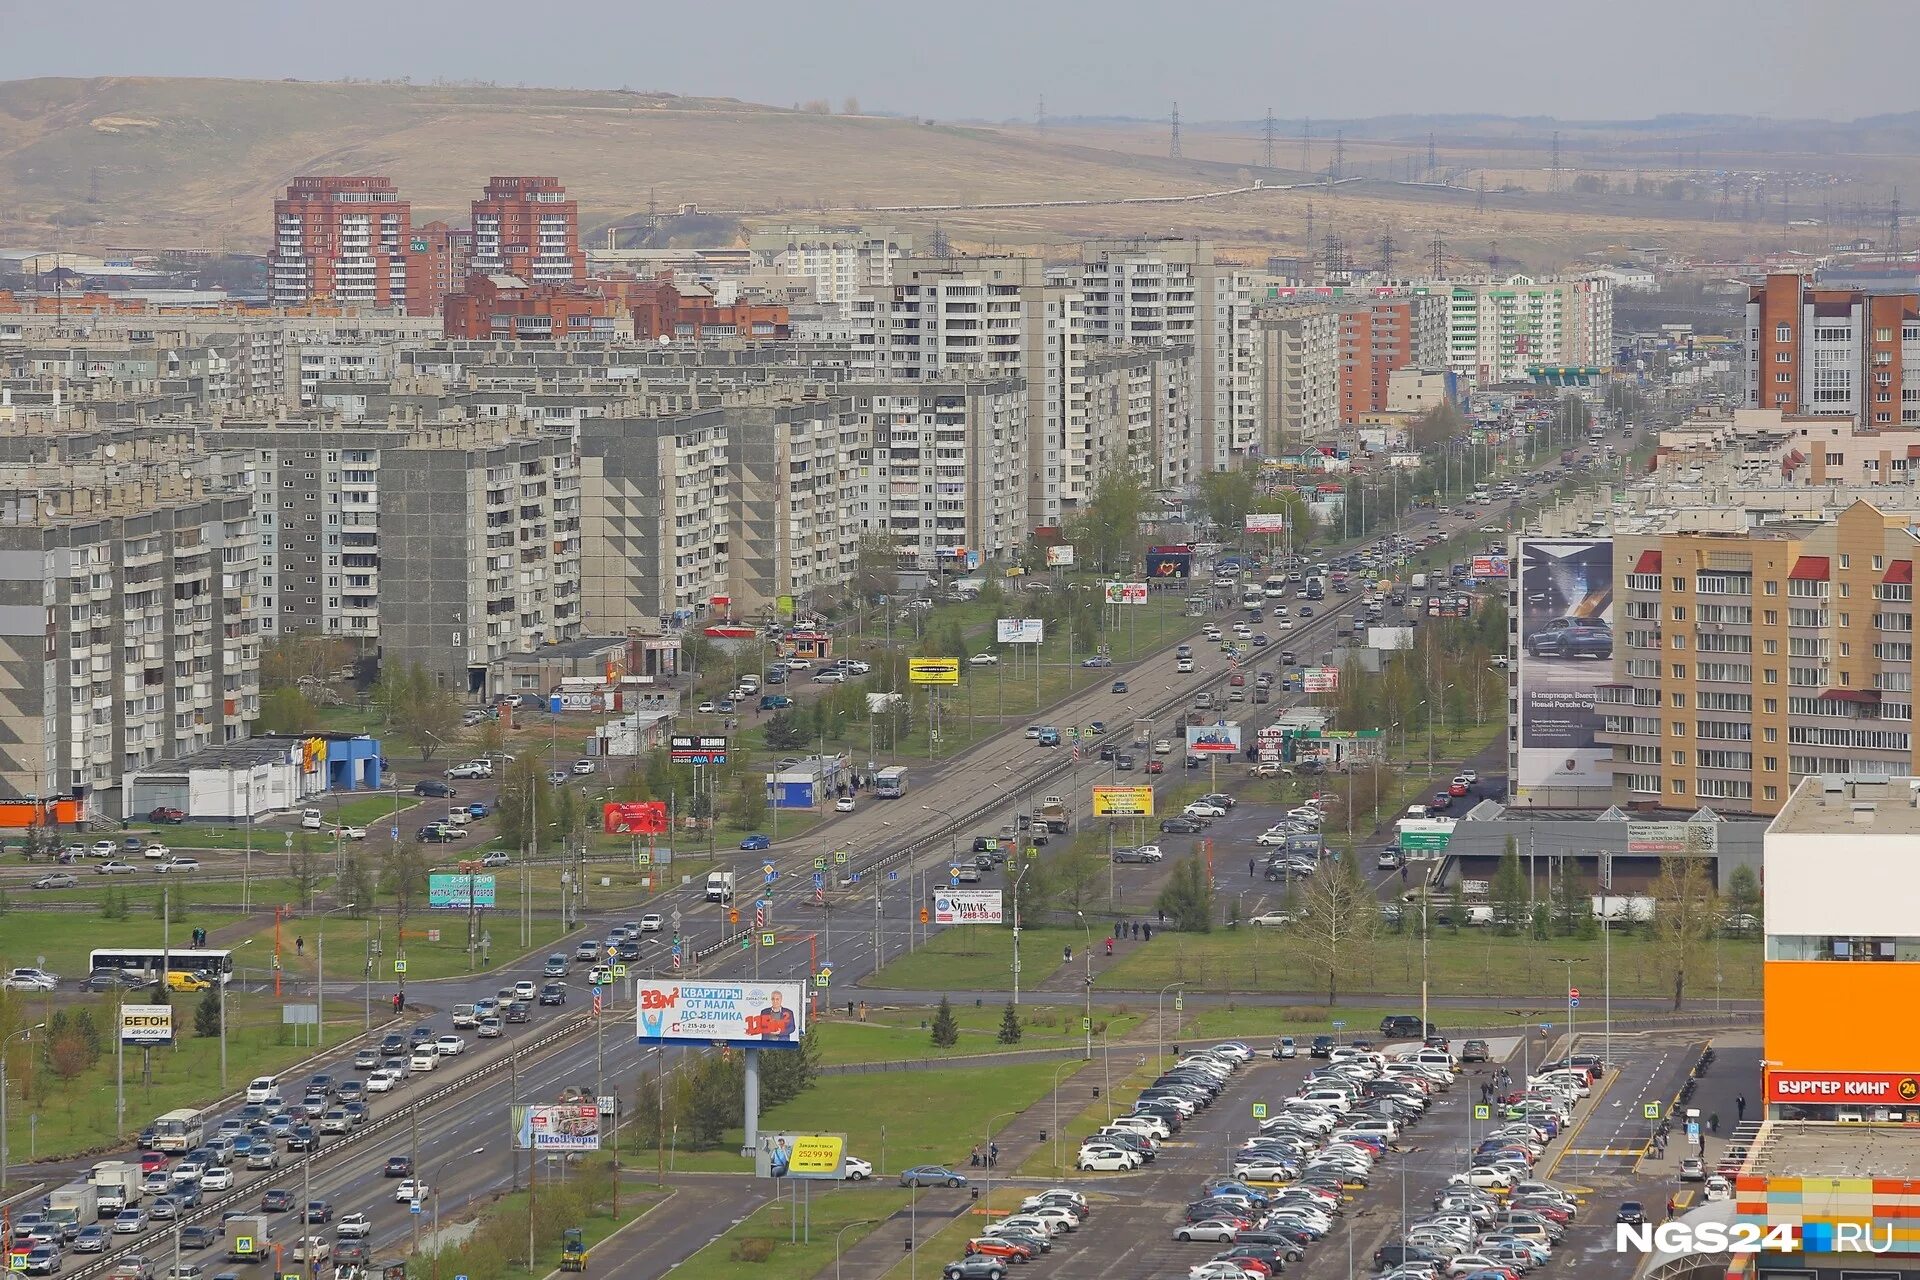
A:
[3, 0, 1912, 123]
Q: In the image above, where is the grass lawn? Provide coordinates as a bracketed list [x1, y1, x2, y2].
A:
[654, 1060, 1088, 1178]
[0, 910, 248, 979]
[1096, 926, 1763, 1002]
[875, 1188, 1031, 1280]
[860, 925, 1095, 991]
[1169, 1002, 1521, 1043]
[0, 996, 376, 1161]
[814, 1002, 1141, 1065]
[666, 1187, 909, 1280]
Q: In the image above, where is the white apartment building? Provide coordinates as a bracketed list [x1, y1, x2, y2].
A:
[1256, 303, 1341, 450]
[1427, 274, 1615, 384]
[748, 224, 912, 304]
[725, 394, 866, 615]
[854, 378, 1029, 570]
[1076, 239, 1258, 470]
[578, 410, 732, 629]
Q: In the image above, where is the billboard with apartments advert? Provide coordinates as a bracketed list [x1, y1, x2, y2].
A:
[1516, 538, 1614, 790]
[635, 981, 806, 1049]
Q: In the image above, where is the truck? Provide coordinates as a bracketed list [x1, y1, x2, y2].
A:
[46, 1182, 97, 1238]
[1409, 572, 1427, 590]
[705, 871, 735, 903]
[1037, 796, 1070, 834]
[450, 1004, 478, 1029]
[90, 1160, 142, 1214]
[226, 1215, 273, 1265]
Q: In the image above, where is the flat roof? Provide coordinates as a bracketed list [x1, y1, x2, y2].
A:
[1771, 774, 1920, 836]
[135, 740, 296, 775]
[1744, 1120, 1920, 1179]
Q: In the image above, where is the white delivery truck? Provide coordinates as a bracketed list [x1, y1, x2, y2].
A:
[705, 871, 736, 902]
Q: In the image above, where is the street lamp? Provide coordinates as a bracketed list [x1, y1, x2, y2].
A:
[1048, 1058, 1080, 1175]
[1075, 911, 1093, 1058]
[983, 1109, 1017, 1192]
[834, 1219, 878, 1280]
[1157, 982, 1185, 1069]
[0, 1022, 46, 1190]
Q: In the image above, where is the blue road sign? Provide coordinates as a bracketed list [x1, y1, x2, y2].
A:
[764, 872, 776, 886]
[887, 870, 899, 881]
[409, 1202, 423, 1214]
[591, 985, 602, 999]
[390, 826, 400, 840]
[949, 876, 959, 887]
[812, 871, 825, 888]
[850, 873, 861, 883]
[1570, 996, 1580, 1008]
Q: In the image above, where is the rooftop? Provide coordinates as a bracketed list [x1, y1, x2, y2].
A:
[1743, 1119, 1920, 1180]
[134, 740, 304, 775]
[1769, 774, 1920, 837]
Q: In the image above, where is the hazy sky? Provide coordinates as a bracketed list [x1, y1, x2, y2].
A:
[3, 0, 1913, 123]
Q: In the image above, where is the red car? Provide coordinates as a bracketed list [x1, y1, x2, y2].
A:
[1145, 760, 1165, 774]
[965, 1237, 1037, 1261]
[1448, 780, 1469, 797]
[139, 1151, 169, 1174]
[148, 807, 187, 824]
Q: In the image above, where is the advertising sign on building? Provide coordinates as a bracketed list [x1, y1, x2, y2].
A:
[669, 734, 730, 765]
[1091, 785, 1156, 817]
[1185, 723, 1243, 755]
[1245, 513, 1291, 534]
[511, 1104, 602, 1151]
[1045, 545, 1076, 567]
[1516, 538, 1615, 791]
[428, 872, 497, 909]
[1303, 667, 1341, 694]
[931, 889, 1004, 925]
[1103, 582, 1149, 605]
[1395, 819, 1456, 852]
[119, 1004, 174, 1046]
[1765, 1072, 1920, 1106]
[753, 1132, 847, 1179]
[1625, 822, 1719, 856]
[635, 981, 806, 1049]
[908, 658, 960, 685]
[1145, 545, 1194, 578]
[1470, 554, 1512, 579]
[995, 618, 1045, 644]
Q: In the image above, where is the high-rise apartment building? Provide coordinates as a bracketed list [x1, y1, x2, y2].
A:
[1743, 272, 1920, 425]
[1337, 295, 1449, 421]
[1431, 274, 1614, 384]
[467, 177, 586, 286]
[1256, 303, 1341, 450]
[749, 224, 912, 304]
[269, 176, 413, 307]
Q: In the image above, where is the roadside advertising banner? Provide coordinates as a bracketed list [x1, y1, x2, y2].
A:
[512, 1104, 602, 1151]
[1516, 538, 1614, 790]
[1185, 723, 1243, 755]
[753, 1132, 847, 1179]
[635, 981, 806, 1049]
[1092, 785, 1156, 817]
[931, 890, 1004, 925]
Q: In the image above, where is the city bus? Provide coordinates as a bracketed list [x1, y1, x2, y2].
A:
[152, 1108, 207, 1153]
[873, 766, 909, 799]
[89, 947, 234, 983]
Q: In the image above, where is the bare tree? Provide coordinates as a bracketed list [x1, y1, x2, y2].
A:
[1292, 853, 1378, 1005]
[1648, 854, 1719, 1010]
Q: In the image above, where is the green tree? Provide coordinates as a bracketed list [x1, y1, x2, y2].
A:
[339, 852, 374, 919]
[1723, 864, 1762, 933]
[255, 686, 317, 735]
[850, 530, 900, 603]
[380, 845, 429, 921]
[1649, 855, 1719, 1009]
[1490, 839, 1528, 935]
[1048, 837, 1106, 917]
[1064, 466, 1151, 572]
[194, 987, 222, 1038]
[929, 995, 959, 1049]
[1552, 862, 1591, 937]
[1155, 854, 1214, 932]
[996, 1002, 1023, 1045]
[495, 756, 557, 851]
[1446, 879, 1465, 933]
[684, 1051, 743, 1149]
[763, 713, 808, 751]
[1197, 468, 1259, 538]
[69, 1008, 102, 1067]
[395, 663, 461, 761]
[1409, 403, 1468, 452]
[290, 834, 322, 911]
[724, 769, 767, 832]
[760, 1022, 820, 1106]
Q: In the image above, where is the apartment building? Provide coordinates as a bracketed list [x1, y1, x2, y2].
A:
[0, 468, 259, 808]
[269, 176, 413, 308]
[1743, 272, 1920, 425]
[725, 394, 864, 614]
[1337, 294, 1449, 421]
[1080, 345, 1197, 494]
[1594, 500, 1920, 816]
[854, 377, 1030, 571]
[1256, 303, 1341, 451]
[1076, 238, 1257, 469]
[405, 220, 473, 318]
[748, 224, 912, 304]
[607, 273, 792, 341]
[1430, 274, 1615, 384]
[468, 177, 586, 287]
[441, 274, 633, 341]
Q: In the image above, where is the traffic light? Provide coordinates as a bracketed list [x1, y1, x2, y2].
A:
[919, 907, 930, 924]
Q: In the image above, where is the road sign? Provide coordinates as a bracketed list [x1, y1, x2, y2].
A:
[612, 964, 627, 978]
[760, 932, 776, 947]
[887, 870, 899, 881]
[814, 856, 828, 871]
[1569, 997, 1580, 1008]
[1568, 987, 1579, 999]
[1331, 1020, 1345, 1031]
[1174, 993, 1183, 1011]
[818, 964, 833, 980]
[670, 909, 683, 928]
[410, 1201, 423, 1214]
[949, 865, 961, 878]
[1251, 1102, 1268, 1119]
[1473, 1104, 1491, 1120]
[235, 1238, 253, 1255]
[764, 872, 776, 886]
[762, 861, 775, 877]
[812, 872, 825, 888]
[390, 826, 400, 840]
[850, 873, 861, 883]
[834, 850, 849, 864]
[591, 984, 602, 999]
[1081, 1017, 1091, 1030]
[754, 904, 766, 930]
[1644, 1103, 1662, 1119]
[597, 1095, 615, 1116]
[393, 960, 408, 974]
[635, 852, 651, 867]
[949, 876, 959, 888]
[592, 991, 603, 1016]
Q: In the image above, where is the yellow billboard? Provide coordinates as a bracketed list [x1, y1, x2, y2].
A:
[908, 658, 960, 685]
[1092, 786, 1155, 817]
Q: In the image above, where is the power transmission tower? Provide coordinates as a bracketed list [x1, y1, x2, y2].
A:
[1476, 172, 1487, 214]
[1378, 228, 1397, 279]
[1301, 117, 1312, 176]
[1323, 231, 1349, 284]
[1263, 109, 1277, 169]
[1548, 130, 1561, 194]
[1037, 94, 1046, 135]
[1487, 240, 1502, 274]
[1889, 191, 1904, 265]
[1304, 197, 1315, 246]
[1430, 232, 1446, 277]
[1169, 102, 1182, 160]
[1427, 131, 1437, 177]
[930, 223, 950, 259]
[1332, 129, 1345, 181]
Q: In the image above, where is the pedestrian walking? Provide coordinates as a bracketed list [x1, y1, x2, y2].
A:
[295, 935, 305, 958]
[1709, 1112, 1720, 1135]
[1249, 856, 1256, 878]
[392, 992, 403, 1013]
[1105, 936, 1114, 957]
[1736, 1094, 1746, 1123]
[1158, 908, 1166, 925]
[1665, 1194, 1677, 1221]
[1399, 863, 1408, 884]
[1144, 924, 1153, 942]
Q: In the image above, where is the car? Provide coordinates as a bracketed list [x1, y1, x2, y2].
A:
[393, 1180, 431, 1203]
[968, 653, 999, 666]
[942, 1260, 1007, 1280]
[963, 1237, 1034, 1262]
[479, 850, 511, 867]
[1678, 1156, 1706, 1181]
[900, 1165, 967, 1188]
[335, 1212, 373, 1241]
[834, 795, 856, 813]
[23, 1245, 61, 1275]
[414, 781, 455, 798]
[258, 1189, 296, 1214]
[1524, 617, 1613, 659]
[1460, 1039, 1492, 1063]
[1175, 1219, 1242, 1243]
[812, 669, 846, 683]
[156, 857, 200, 873]
[1184, 801, 1227, 818]
[1161, 816, 1204, 833]
[1703, 1174, 1733, 1202]
[1080, 655, 1113, 668]
[148, 807, 187, 824]
[1274, 1037, 1297, 1059]
[303, 1201, 334, 1225]
[477, 1017, 503, 1038]
[365, 1070, 398, 1093]
[31, 871, 79, 890]
[291, 1237, 330, 1265]
[200, 1167, 233, 1191]
[738, 833, 773, 851]
[638, 913, 663, 934]
[1077, 1145, 1136, 1171]
[96, 860, 137, 874]
[409, 1047, 438, 1072]
[1616, 1201, 1647, 1227]
[1248, 912, 1297, 927]
[70, 1228, 106, 1257]
[111, 1210, 147, 1236]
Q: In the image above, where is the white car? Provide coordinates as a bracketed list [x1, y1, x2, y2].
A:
[245, 1076, 278, 1104]
[1076, 1144, 1136, 1172]
[365, 1070, 397, 1093]
[984, 1215, 1063, 1240]
[1249, 912, 1297, 927]
[842, 1156, 873, 1181]
[513, 980, 538, 1000]
[1449, 1165, 1517, 1189]
[1132, 844, 1163, 862]
[200, 1166, 234, 1190]
[337, 1213, 372, 1240]
[141, 843, 171, 860]
[968, 653, 999, 666]
[393, 1180, 432, 1203]
[409, 1049, 438, 1072]
[841, 660, 871, 675]
[1286, 806, 1324, 825]
[300, 810, 323, 829]
[1020, 1189, 1088, 1214]
[156, 857, 201, 873]
[1233, 1160, 1297, 1182]
[435, 1035, 466, 1057]
[572, 760, 595, 775]
[337, 826, 368, 840]
[1183, 801, 1227, 819]
[783, 657, 812, 670]
[1027, 1205, 1083, 1232]
[1174, 1220, 1241, 1243]
[90, 840, 118, 857]
[639, 914, 662, 933]
[812, 669, 846, 683]
[1255, 828, 1295, 846]
[834, 796, 856, 813]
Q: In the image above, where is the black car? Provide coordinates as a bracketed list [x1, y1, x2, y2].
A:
[379, 1033, 407, 1055]
[83, 969, 145, 991]
[416, 825, 458, 843]
[413, 780, 455, 798]
[286, 1126, 318, 1152]
[384, 1156, 413, 1178]
[943, 1258, 1007, 1280]
[408, 1026, 435, 1045]
[1379, 1015, 1435, 1039]
[1308, 1035, 1335, 1059]
[1617, 1201, 1647, 1227]
[504, 1001, 531, 1023]
[261, 1189, 296, 1213]
[303, 1202, 333, 1225]
[1374, 1244, 1441, 1271]
[539, 983, 566, 1006]
[1160, 816, 1204, 833]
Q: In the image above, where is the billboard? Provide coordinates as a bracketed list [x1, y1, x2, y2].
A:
[119, 1004, 173, 1046]
[1245, 513, 1291, 534]
[1367, 626, 1415, 652]
[932, 889, 1004, 925]
[1471, 554, 1511, 579]
[1626, 822, 1720, 857]
[1185, 723, 1243, 755]
[670, 734, 730, 765]
[1516, 538, 1614, 790]
[1396, 819, 1456, 852]
[753, 1132, 847, 1179]
[603, 801, 668, 835]
[1046, 545, 1076, 567]
[1303, 667, 1340, 694]
[635, 980, 806, 1049]
[1092, 785, 1156, 817]
[996, 618, 1045, 644]
[908, 657, 960, 685]
[1103, 582, 1149, 604]
[511, 1104, 602, 1151]
[428, 872, 497, 909]
[1146, 545, 1194, 579]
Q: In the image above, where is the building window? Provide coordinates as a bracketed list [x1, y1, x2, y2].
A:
[1776, 324, 1792, 342]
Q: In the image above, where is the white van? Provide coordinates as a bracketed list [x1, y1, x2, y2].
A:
[299, 809, 323, 830]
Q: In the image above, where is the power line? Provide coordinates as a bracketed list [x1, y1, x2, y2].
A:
[1379, 228, 1397, 279]
[1263, 108, 1277, 169]
[1888, 190, 1903, 265]
[1169, 101, 1182, 160]
[1427, 132, 1437, 177]
[1430, 232, 1446, 277]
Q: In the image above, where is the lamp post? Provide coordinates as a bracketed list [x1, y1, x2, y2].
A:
[834, 1219, 877, 1280]
[1157, 982, 1185, 1069]
[0, 1022, 46, 1190]
[1048, 1058, 1079, 1176]
[1075, 911, 1093, 1058]
[983, 1109, 1016, 1192]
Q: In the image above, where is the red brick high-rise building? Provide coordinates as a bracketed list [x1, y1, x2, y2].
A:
[1745, 272, 1920, 425]
[402, 221, 473, 318]
[442, 274, 629, 340]
[468, 177, 585, 286]
[269, 176, 413, 307]
[1337, 296, 1446, 422]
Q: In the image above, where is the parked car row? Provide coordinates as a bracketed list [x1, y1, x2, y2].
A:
[944, 1186, 1094, 1278]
